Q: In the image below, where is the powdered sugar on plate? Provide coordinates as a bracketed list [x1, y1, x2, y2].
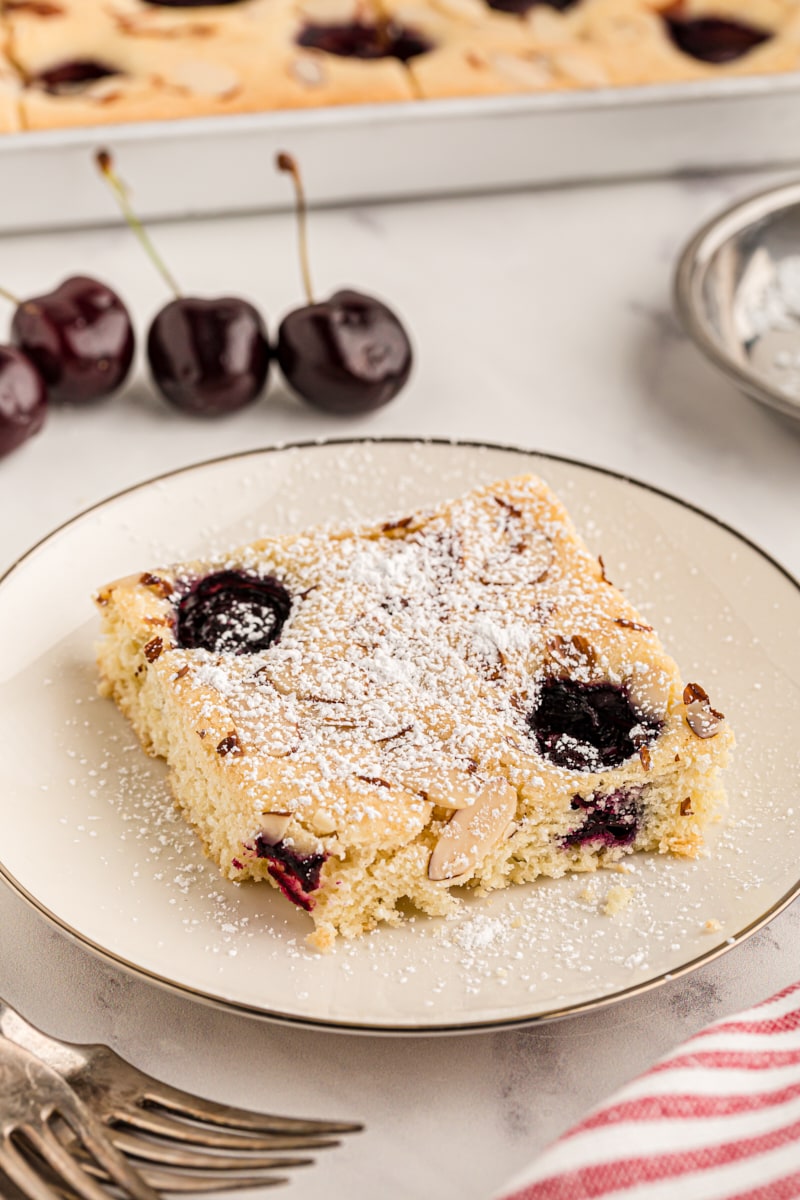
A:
[0, 441, 797, 1030]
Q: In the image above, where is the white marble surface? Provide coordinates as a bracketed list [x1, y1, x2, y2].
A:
[0, 165, 799, 1200]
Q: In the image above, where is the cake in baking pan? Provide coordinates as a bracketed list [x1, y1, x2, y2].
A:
[94, 475, 733, 950]
[0, 0, 798, 130]
[0, 24, 20, 131]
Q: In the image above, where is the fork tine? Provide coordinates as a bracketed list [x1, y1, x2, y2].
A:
[43, 1131, 292, 1196]
[80, 1159, 289, 1193]
[110, 1127, 313, 1171]
[131, 1166, 287, 1193]
[138, 1080, 362, 1136]
[57, 1106, 163, 1200]
[0, 1166, 77, 1200]
[23, 1125, 118, 1200]
[0, 1139, 65, 1200]
[114, 1107, 342, 1151]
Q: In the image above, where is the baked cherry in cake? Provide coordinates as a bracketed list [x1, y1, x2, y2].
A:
[664, 13, 770, 62]
[563, 787, 642, 848]
[486, 0, 579, 14]
[528, 678, 660, 771]
[254, 837, 327, 911]
[176, 571, 292, 654]
[34, 60, 120, 94]
[297, 21, 431, 60]
[143, 0, 243, 6]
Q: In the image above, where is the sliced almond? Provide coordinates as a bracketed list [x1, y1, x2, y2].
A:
[526, 9, 573, 42]
[298, 0, 357, 21]
[431, 0, 485, 22]
[259, 812, 292, 845]
[311, 809, 337, 836]
[393, 764, 480, 810]
[685, 700, 724, 738]
[479, 531, 553, 586]
[627, 668, 670, 720]
[548, 633, 597, 673]
[553, 49, 609, 86]
[84, 78, 126, 102]
[167, 60, 240, 98]
[261, 649, 362, 702]
[428, 779, 518, 882]
[683, 682, 724, 739]
[489, 53, 554, 89]
[290, 56, 325, 88]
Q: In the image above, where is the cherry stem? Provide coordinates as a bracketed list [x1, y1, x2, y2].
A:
[276, 152, 315, 306]
[95, 149, 182, 299]
[0, 283, 22, 307]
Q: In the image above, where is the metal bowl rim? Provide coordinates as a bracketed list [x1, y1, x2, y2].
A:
[673, 177, 800, 421]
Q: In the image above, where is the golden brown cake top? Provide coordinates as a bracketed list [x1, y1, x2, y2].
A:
[96, 474, 729, 853]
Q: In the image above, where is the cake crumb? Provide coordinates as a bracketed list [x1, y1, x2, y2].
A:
[704, 918, 722, 933]
[603, 885, 633, 915]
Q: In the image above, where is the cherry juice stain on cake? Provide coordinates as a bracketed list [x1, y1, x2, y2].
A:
[254, 837, 327, 911]
[528, 678, 660, 771]
[296, 20, 431, 60]
[563, 787, 642, 848]
[664, 12, 770, 61]
[175, 571, 292, 654]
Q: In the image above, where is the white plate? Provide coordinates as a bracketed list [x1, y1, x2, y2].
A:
[1, 439, 798, 1034]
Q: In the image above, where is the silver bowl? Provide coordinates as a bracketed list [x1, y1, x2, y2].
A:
[674, 178, 800, 422]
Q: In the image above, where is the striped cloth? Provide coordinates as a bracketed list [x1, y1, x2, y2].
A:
[494, 981, 800, 1200]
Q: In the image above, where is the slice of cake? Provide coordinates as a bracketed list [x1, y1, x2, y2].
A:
[94, 474, 733, 951]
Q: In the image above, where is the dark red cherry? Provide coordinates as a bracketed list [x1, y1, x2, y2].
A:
[277, 289, 412, 414]
[0, 346, 47, 457]
[296, 20, 431, 60]
[176, 570, 292, 652]
[10, 276, 135, 405]
[275, 153, 413, 414]
[142, 0, 242, 6]
[254, 836, 327, 911]
[486, 0, 579, 13]
[147, 297, 270, 416]
[143, 0, 242, 5]
[562, 788, 642, 848]
[34, 60, 120, 94]
[528, 678, 661, 771]
[664, 13, 770, 61]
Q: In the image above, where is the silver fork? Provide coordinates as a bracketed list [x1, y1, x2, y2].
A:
[0, 998, 361, 1191]
[0, 1033, 162, 1200]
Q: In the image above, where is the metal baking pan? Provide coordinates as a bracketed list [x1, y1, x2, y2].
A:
[2, 71, 800, 231]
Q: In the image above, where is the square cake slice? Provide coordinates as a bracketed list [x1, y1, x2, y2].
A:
[94, 474, 733, 951]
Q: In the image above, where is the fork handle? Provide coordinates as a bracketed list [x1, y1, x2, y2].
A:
[0, 996, 86, 1073]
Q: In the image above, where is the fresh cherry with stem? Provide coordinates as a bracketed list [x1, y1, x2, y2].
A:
[96, 150, 270, 417]
[275, 153, 412, 415]
[0, 345, 47, 458]
[0, 270, 134, 406]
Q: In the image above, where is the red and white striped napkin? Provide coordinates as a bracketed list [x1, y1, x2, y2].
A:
[494, 981, 800, 1200]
